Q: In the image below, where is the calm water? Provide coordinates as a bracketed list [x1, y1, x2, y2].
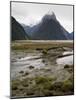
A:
[11, 52, 45, 78]
[11, 51, 73, 79]
[56, 51, 73, 65]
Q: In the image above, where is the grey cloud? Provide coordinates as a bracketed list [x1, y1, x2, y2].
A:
[11, 2, 73, 32]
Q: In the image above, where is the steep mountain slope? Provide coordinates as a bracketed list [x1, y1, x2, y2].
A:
[11, 16, 28, 40]
[31, 12, 70, 40]
[22, 12, 71, 40]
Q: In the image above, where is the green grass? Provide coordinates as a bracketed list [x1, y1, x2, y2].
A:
[61, 80, 74, 92]
[12, 79, 20, 90]
[11, 75, 74, 97]
[11, 40, 73, 50]
[35, 76, 55, 84]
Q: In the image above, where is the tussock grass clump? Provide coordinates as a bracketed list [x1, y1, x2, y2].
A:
[19, 70, 24, 74]
[61, 80, 74, 92]
[50, 82, 63, 90]
[35, 76, 54, 85]
[26, 76, 57, 96]
[29, 65, 34, 69]
[26, 90, 35, 96]
[22, 71, 29, 77]
[64, 64, 70, 68]
[12, 78, 29, 91]
[21, 79, 29, 87]
[12, 85, 18, 90]
[12, 79, 20, 90]
[64, 64, 74, 73]
[34, 76, 56, 91]
[42, 59, 46, 63]
[25, 72, 29, 75]
[12, 44, 28, 50]
[11, 75, 74, 97]
[42, 90, 54, 96]
[42, 49, 48, 54]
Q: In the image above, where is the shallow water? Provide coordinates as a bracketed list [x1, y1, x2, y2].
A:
[56, 55, 73, 65]
[56, 51, 73, 65]
[11, 50, 73, 79]
[63, 51, 73, 55]
[11, 52, 45, 78]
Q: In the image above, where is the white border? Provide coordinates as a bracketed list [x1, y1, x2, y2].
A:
[0, 0, 75, 100]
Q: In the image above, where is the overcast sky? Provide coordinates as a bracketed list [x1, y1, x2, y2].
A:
[11, 2, 73, 33]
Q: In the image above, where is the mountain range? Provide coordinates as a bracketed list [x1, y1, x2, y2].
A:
[11, 12, 73, 40]
[22, 12, 73, 40]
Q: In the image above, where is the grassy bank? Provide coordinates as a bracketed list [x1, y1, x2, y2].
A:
[11, 40, 73, 50]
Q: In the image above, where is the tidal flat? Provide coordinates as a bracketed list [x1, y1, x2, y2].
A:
[10, 40, 74, 98]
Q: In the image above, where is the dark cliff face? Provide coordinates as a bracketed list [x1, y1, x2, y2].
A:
[31, 13, 70, 40]
[11, 16, 28, 40]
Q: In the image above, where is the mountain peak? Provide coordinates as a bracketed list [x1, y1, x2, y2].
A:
[42, 11, 56, 21]
[47, 11, 55, 16]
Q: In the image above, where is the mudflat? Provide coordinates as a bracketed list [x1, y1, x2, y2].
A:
[11, 40, 74, 98]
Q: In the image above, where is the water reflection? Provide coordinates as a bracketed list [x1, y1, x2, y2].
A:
[56, 51, 73, 65]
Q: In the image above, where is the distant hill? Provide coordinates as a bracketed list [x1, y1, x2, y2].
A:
[69, 32, 74, 40]
[11, 16, 29, 40]
[22, 12, 71, 40]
